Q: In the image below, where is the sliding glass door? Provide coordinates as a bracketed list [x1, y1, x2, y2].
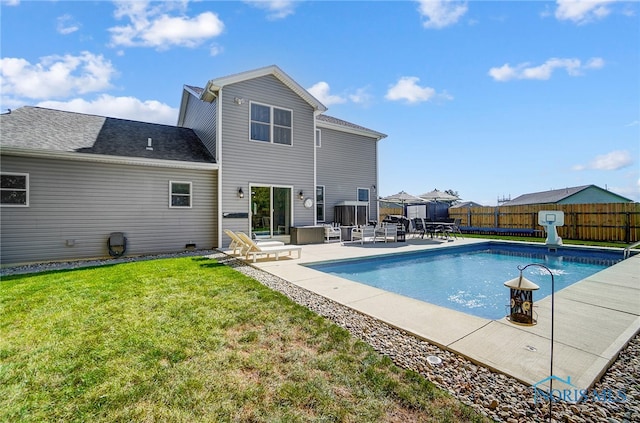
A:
[250, 185, 292, 238]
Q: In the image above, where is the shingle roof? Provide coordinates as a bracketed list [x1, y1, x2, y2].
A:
[316, 114, 387, 140]
[502, 185, 626, 206]
[0, 107, 215, 164]
[504, 186, 591, 205]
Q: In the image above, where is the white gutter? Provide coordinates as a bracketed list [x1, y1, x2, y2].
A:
[316, 120, 387, 141]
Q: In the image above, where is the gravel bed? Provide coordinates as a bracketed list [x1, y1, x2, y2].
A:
[2, 251, 638, 422]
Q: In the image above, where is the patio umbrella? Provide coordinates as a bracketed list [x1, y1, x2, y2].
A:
[381, 190, 425, 205]
[418, 189, 459, 202]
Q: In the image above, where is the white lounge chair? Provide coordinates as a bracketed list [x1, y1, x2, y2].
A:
[224, 229, 283, 255]
[236, 232, 301, 263]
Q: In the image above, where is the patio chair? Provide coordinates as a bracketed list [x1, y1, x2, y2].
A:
[236, 232, 302, 263]
[375, 224, 397, 242]
[444, 218, 464, 239]
[410, 218, 426, 239]
[323, 224, 341, 243]
[351, 225, 376, 244]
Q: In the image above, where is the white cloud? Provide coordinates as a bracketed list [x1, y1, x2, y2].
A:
[385, 76, 437, 104]
[348, 87, 373, 105]
[488, 57, 604, 81]
[417, 0, 468, 29]
[37, 95, 178, 125]
[109, 1, 224, 49]
[0, 52, 116, 100]
[555, 0, 617, 24]
[307, 82, 346, 106]
[57, 14, 80, 35]
[572, 150, 634, 171]
[244, 0, 297, 20]
[209, 44, 224, 57]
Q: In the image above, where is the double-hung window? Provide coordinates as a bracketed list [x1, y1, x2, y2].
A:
[250, 102, 292, 145]
[1, 173, 29, 206]
[316, 186, 325, 222]
[170, 181, 192, 208]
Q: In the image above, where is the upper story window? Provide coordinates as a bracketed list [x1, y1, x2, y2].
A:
[170, 181, 192, 208]
[315, 129, 321, 147]
[1, 173, 29, 207]
[250, 102, 292, 145]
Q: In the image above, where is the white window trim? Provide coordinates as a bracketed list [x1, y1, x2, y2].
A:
[1, 172, 29, 207]
[316, 185, 325, 222]
[357, 187, 370, 203]
[357, 187, 370, 222]
[315, 129, 321, 148]
[169, 180, 192, 208]
[249, 101, 293, 146]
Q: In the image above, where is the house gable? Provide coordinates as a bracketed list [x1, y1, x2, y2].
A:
[199, 65, 327, 113]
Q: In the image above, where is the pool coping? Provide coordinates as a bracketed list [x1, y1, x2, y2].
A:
[226, 237, 640, 393]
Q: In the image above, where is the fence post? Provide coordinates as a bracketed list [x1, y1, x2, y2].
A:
[626, 212, 631, 243]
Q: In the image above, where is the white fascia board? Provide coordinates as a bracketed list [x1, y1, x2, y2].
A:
[1, 147, 218, 171]
[205, 65, 327, 112]
[316, 120, 387, 141]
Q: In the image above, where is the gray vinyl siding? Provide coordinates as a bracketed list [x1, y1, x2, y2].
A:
[217, 75, 316, 246]
[316, 127, 378, 223]
[1, 155, 217, 265]
[181, 94, 217, 160]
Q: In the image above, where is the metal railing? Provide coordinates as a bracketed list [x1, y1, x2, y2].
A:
[623, 240, 640, 259]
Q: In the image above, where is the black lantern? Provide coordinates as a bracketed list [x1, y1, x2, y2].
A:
[504, 269, 540, 325]
[504, 263, 556, 422]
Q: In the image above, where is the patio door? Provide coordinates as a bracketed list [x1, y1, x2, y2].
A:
[250, 185, 292, 238]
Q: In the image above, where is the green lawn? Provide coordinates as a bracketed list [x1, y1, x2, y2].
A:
[0, 257, 489, 422]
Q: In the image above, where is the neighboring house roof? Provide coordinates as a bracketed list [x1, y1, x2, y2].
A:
[450, 201, 485, 208]
[503, 185, 632, 206]
[317, 114, 387, 141]
[200, 65, 327, 112]
[1, 107, 216, 167]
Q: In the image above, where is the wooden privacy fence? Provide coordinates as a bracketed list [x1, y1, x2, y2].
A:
[448, 203, 640, 243]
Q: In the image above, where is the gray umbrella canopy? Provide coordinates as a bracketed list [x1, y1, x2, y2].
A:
[381, 191, 426, 204]
[418, 189, 459, 202]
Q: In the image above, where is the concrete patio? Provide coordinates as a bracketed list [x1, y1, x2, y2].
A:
[226, 237, 640, 394]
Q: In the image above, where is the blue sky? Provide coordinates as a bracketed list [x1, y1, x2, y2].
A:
[1, 0, 638, 205]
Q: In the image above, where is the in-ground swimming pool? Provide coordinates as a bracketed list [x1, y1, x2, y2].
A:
[305, 242, 624, 320]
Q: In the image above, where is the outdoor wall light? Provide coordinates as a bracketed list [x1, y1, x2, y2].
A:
[371, 184, 376, 191]
[298, 190, 304, 200]
[504, 263, 555, 422]
[238, 188, 244, 198]
[234, 97, 246, 105]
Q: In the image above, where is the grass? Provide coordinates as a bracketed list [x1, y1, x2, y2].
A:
[0, 257, 489, 422]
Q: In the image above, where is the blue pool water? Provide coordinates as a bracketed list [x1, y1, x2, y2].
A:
[305, 242, 623, 319]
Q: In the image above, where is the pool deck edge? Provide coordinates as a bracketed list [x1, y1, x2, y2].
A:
[227, 238, 640, 393]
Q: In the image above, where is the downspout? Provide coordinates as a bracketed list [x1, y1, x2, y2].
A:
[313, 110, 322, 225]
[216, 89, 224, 249]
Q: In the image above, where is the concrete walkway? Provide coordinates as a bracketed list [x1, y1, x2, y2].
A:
[228, 238, 640, 393]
